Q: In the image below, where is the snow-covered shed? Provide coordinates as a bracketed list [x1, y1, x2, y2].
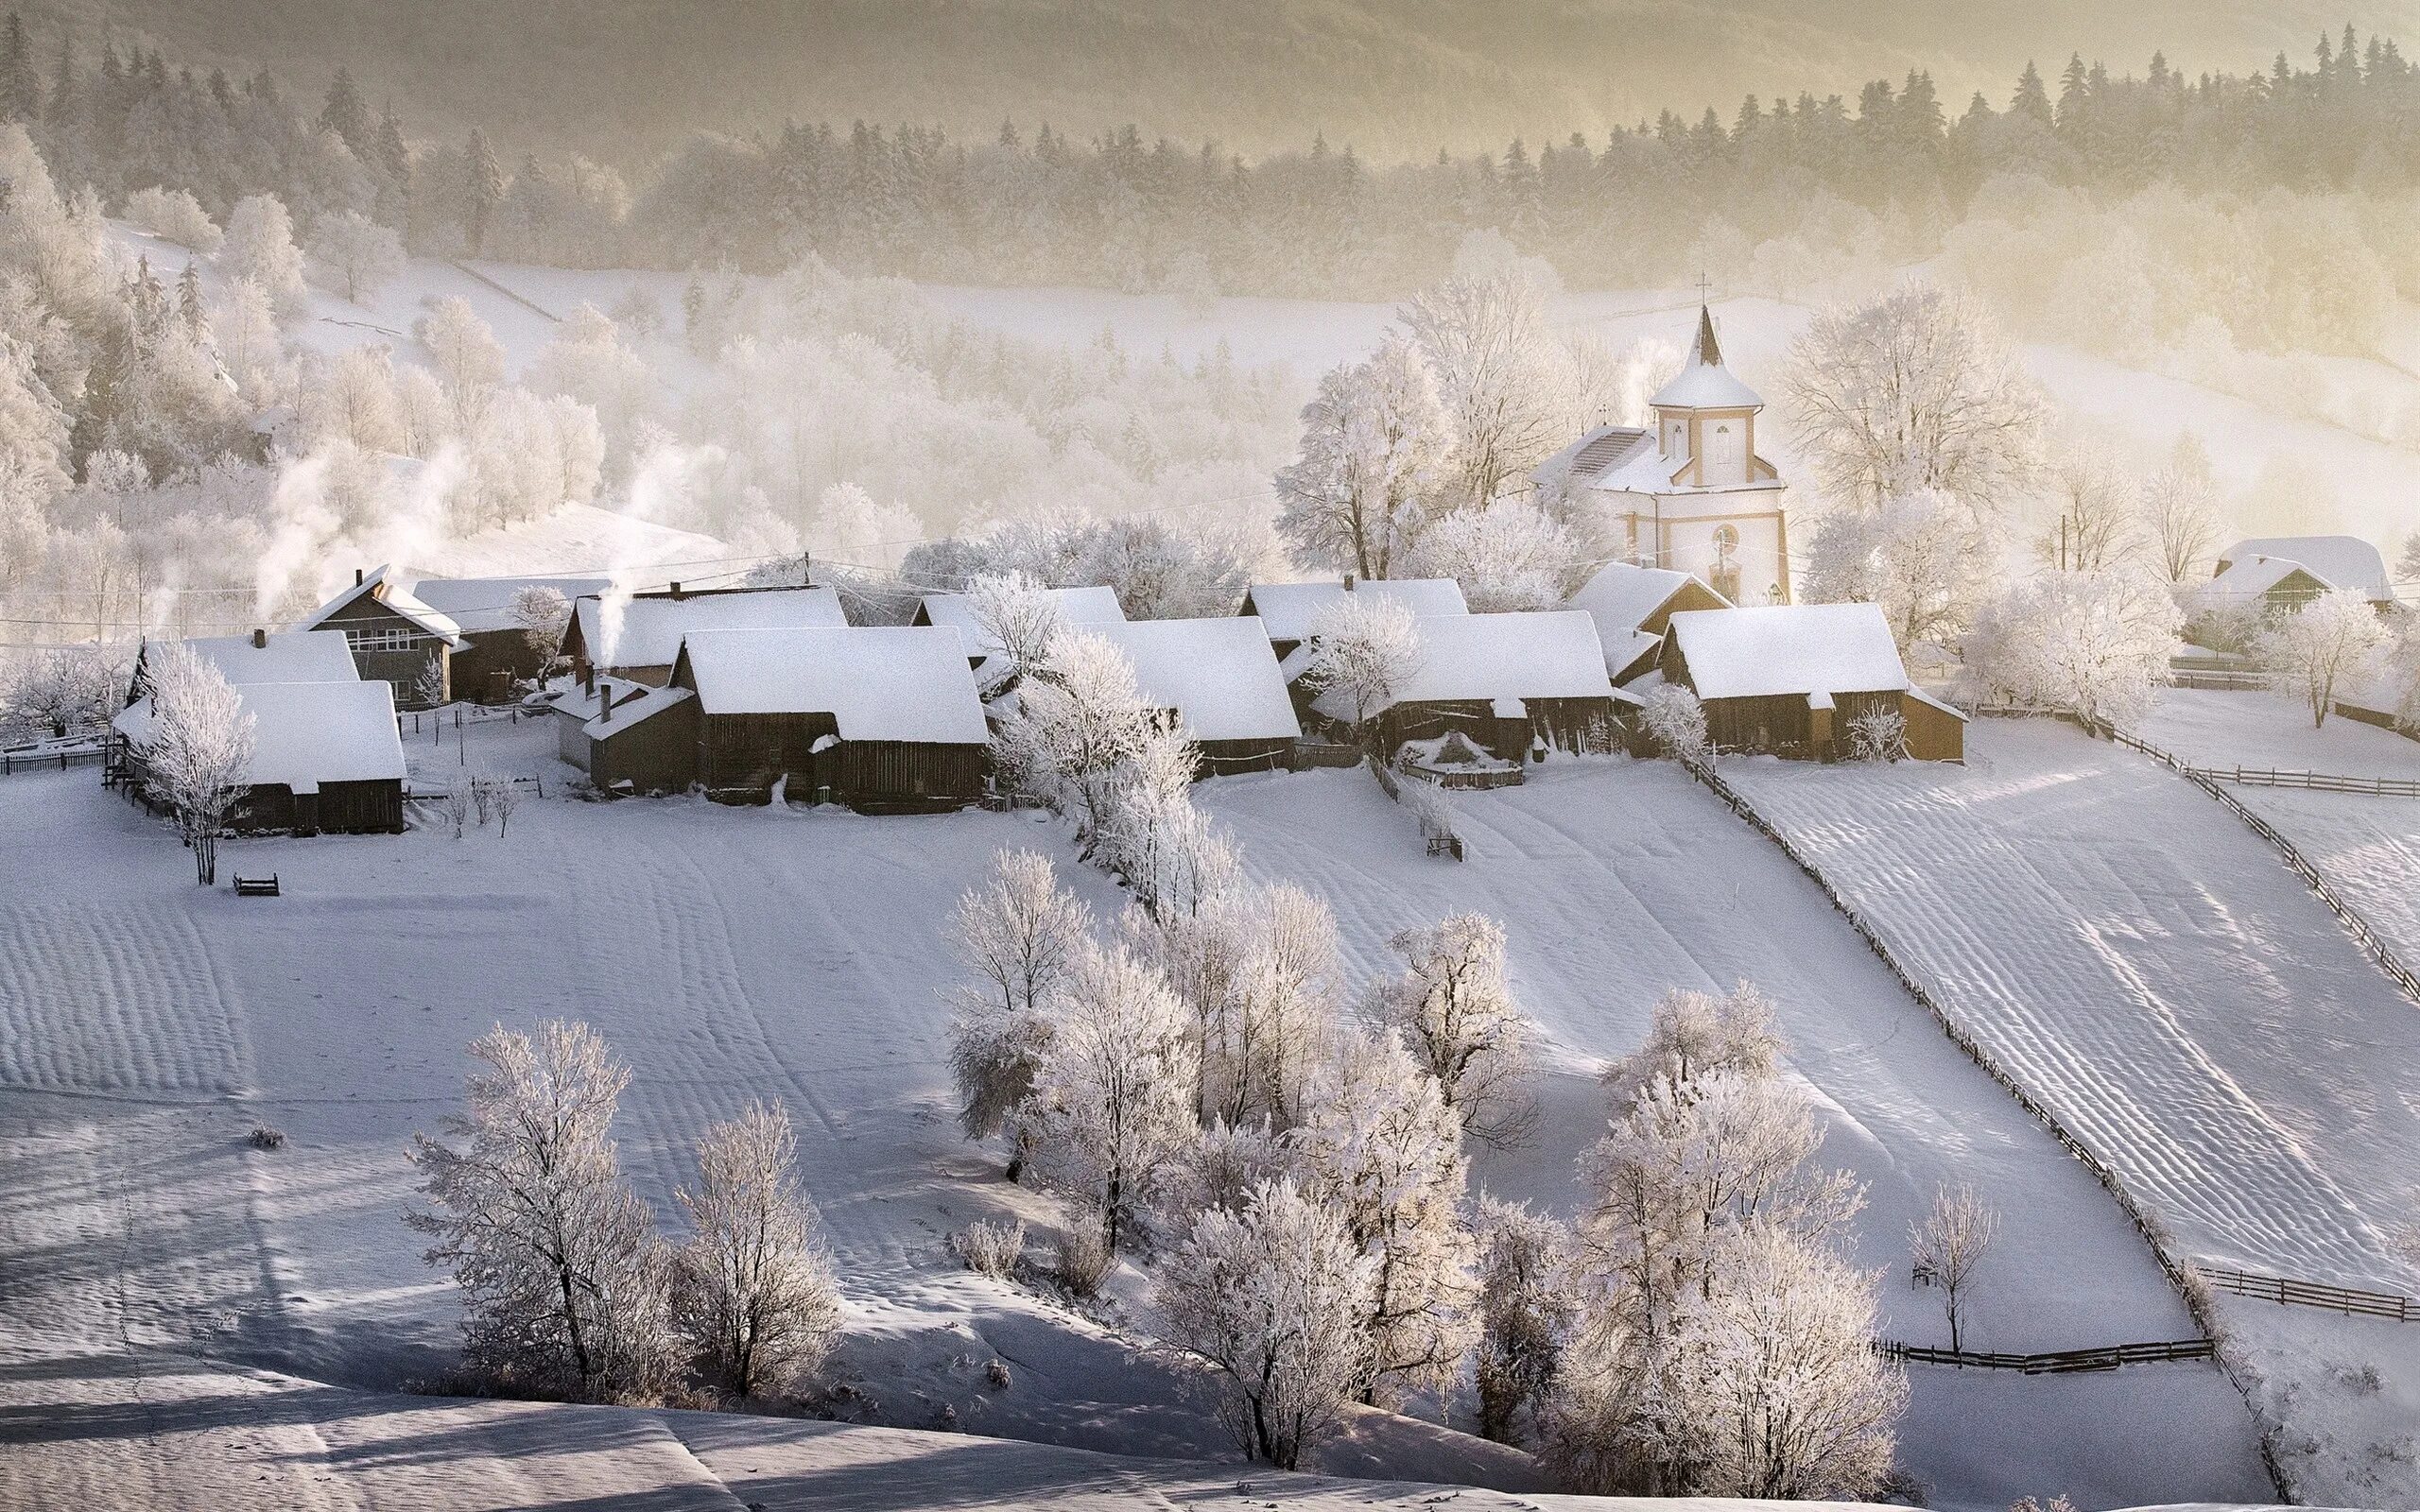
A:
[1093, 617, 1303, 772]
[1238, 577, 1468, 661]
[1566, 561, 1734, 683]
[114, 679, 407, 833]
[1660, 603, 1963, 762]
[297, 566, 469, 708]
[1310, 609, 1628, 760]
[399, 574, 612, 696]
[667, 626, 990, 809]
[562, 584, 851, 687]
[912, 586, 1127, 675]
[2196, 538, 2397, 618]
[129, 628, 360, 700]
[549, 678, 700, 795]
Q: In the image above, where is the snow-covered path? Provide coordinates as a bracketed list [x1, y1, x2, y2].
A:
[1202, 760, 2273, 1508]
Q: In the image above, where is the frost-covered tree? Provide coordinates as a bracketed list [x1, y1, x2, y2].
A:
[1158, 1177, 1375, 1469]
[1139, 878, 1342, 1131]
[964, 570, 1067, 686]
[1639, 683, 1708, 763]
[990, 628, 1153, 848]
[1299, 593, 1420, 737]
[1017, 940, 1198, 1252]
[2138, 436, 2224, 584]
[415, 295, 507, 432]
[1846, 705, 1906, 763]
[133, 642, 255, 885]
[302, 344, 405, 453]
[527, 302, 655, 472]
[1404, 268, 1580, 507]
[406, 1021, 675, 1402]
[210, 277, 287, 407]
[1098, 722, 1233, 919]
[216, 194, 308, 318]
[1473, 1196, 1576, 1445]
[1275, 333, 1449, 579]
[1069, 514, 1255, 621]
[1405, 497, 1579, 610]
[1291, 1028, 1478, 1405]
[1368, 914, 1538, 1147]
[1964, 568, 2182, 730]
[2398, 531, 2420, 588]
[2034, 447, 2141, 573]
[945, 849, 1092, 1177]
[1783, 283, 2047, 513]
[1910, 1182, 1996, 1355]
[1803, 487, 1994, 650]
[1652, 1223, 1906, 1499]
[305, 209, 406, 304]
[123, 186, 221, 253]
[672, 1101, 843, 1399]
[6, 644, 119, 737]
[1601, 981, 1783, 1113]
[2256, 587, 2388, 730]
[510, 583, 573, 671]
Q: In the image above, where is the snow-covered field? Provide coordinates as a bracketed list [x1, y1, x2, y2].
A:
[1720, 716, 2420, 1504]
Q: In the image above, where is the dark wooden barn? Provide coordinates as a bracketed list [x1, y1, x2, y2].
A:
[1310, 610, 1628, 762]
[1093, 617, 1303, 774]
[112, 677, 407, 835]
[1660, 603, 1964, 763]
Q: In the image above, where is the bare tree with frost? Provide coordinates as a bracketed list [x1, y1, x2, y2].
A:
[673, 1101, 843, 1398]
[990, 627, 1154, 849]
[406, 1021, 675, 1402]
[1275, 332, 1451, 580]
[965, 570, 1068, 687]
[511, 583, 573, 673]
[133, 642, 255, 885]
[1639, 683, 1708, 764]
[1158, 1177, 1375, 1469]
[305, 210, 406, 304]
[1404, 268, 1574, 507]
[1300, 593, 1421, 745]
[2138, 436, 2225, 584]
[1368, 913, 1538, 1147]
[1473, 1195, 1576, 1445]
[945, 850, 1092, 1179]
[1405, 497, 1580, 611]
[1802, 488, 1995, 650]
[1964, 568, 2181, 730]
[1910, 1182, 1997, 1354]
[2257, 587, 2390, 730]
[6, 644, 119, 738]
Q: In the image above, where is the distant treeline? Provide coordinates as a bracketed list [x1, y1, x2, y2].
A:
[6, 15, 2413, 302]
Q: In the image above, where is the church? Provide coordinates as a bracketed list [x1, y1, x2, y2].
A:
[1534, 305, 1791, 605]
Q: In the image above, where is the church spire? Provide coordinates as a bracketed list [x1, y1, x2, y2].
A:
[1690, 301, 1723, 369]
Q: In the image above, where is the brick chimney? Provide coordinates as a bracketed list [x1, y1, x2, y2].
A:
[1343, 574, 1357, 592]
[668, 581, 684, 600]
[354, 567, 364, 587]
[251, 627, 267, 648]
[596, 683, 611, 725]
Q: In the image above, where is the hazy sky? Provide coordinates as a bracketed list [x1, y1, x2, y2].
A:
[43, 0, 2420, 163]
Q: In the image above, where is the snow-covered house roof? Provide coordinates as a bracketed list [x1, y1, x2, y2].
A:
[580, 683, 694, 741]
[1665, 603, 1911, 702]
[1093, 618, 1302, 744]
[1312, 610, 1616, 721]
[674, 627, 989, 744]
[916, 586, 1128, 660]
[404, 575, 614, 637]
[138, 629, 360, 693]
[2215, 538, 2393, 605]
[1570, 562, 1732, 635]
[115, 679, 406, 794]
[2188, 555, 2337, 615]
[1651, 304, 1764, 411]
[572, 587, 850, 672]
[298, 565, 467, 648]
[1241, 579, 1469, 644]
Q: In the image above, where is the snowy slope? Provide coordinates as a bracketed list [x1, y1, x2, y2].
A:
[1201, 760, 2272, 1509]
[1718, 718, 2420, 1505]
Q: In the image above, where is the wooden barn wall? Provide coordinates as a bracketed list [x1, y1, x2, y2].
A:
[591, 701, 702, 794]
[450, 630, 547, 703]
[1703, 693, 1813, 755]
[697, 711, 983, 808]
[1900, 695, 1967, 763]
[1380, 696, 1623, 760]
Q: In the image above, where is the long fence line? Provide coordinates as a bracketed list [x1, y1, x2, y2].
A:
[2192, 765, 2420, 799]
[2197, 1266, 2416, 1323]
[0, 744, 103, 775]
[1678, 755, 2291, 1500]
[2105, 727, 2420, 1007]
[1877, 1337, 2215, 1373]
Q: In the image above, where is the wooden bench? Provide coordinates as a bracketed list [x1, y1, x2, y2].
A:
[1425, 833, 1464, 862]
[233, 874, 281, 898]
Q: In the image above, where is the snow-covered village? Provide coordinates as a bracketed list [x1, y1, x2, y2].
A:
[2, 3, 2418, 1509]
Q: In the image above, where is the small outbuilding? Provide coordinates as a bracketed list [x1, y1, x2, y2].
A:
[297, 566, 469, 706]
[550, 678, 700, 795]
[1659, 602, 1964, 762]
[670, 626, 991, 809]
[114, 679, 408, 833]
[1239, 577, 1468, 661]
[1566, 561, 1734, 683]
[1093, 617, 1303, 773]
[562, 584, 851, 686]
[1309, 609, 1628, 760]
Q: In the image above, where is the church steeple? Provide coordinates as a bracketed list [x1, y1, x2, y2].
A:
[1651, 302, 1762, 413]
[1690, 301, 1723, 369]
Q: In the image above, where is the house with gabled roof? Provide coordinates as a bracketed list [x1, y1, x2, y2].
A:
[1534, 303, 1791, 607]
[562, 584, 851, 687]
[1305, 609, 1629, 761]
[400, 574, 613, 696]
[1092, 617, 1303, 773]
[1660, 602, 1963, 762]
[297, 566, 468, 707]
[114, 676, 407, 834]
[1567, 560, 1734, 683]
[1239, 577, 1468, 661]
[2193, 537, 2398, 620]
[913, 585, 1127, 679]
[667, 626, 990, 809]
[128, 628, 360, 700]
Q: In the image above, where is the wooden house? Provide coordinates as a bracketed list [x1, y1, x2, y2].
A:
[1306, 609, 1628, 760]
[549, 678, 700, 795]
[561, 584, 850, 687]
[913, 586, 1126, 678]
[670, 626, 990, 810]
[1093, 617, 1303, 773]
[1239, 577, 1467, 661]
[1566, 561, 1734, 684]
[127, 628, 359, 700]
[401, 575, 611, 699]
[114, 678, 407, 834]
[2194, 538, 2398, 622]
[297, 567, 468, 707]
[1659, 603, 1964, 762]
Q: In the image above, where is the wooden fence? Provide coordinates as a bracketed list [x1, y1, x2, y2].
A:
[1680, 755, 2290, 1500]
[2191, 765, 2420, 799]
[2196, 1266, 2416, 1323]
[0, 745, 104, 776]
[1878, 1338, 2215, 1373]
[2106, 728, 2420, 1006]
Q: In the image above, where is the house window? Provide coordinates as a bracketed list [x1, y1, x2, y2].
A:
[1712, 421, 1743, 477]
[344, 627, 432, 652]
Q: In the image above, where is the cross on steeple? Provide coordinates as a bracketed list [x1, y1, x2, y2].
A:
[1696, 270, 1712, 303]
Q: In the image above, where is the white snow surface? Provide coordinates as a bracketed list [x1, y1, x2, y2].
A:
[114, 679, 406, 794]
[573, 587, 850, 672]
[141, 628, 360, 687]
[1093, 618, 1301, 743]
[1242, 578, 1470, 642]
[1666, 603, 1911, 700]
[677, 626, 990, 744]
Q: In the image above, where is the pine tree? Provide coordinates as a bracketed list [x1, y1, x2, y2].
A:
[0, 13, 34, 122]
[318, 65, 369, 155]
[176, 263, 207, 337]
[464, 127, 503, 255]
